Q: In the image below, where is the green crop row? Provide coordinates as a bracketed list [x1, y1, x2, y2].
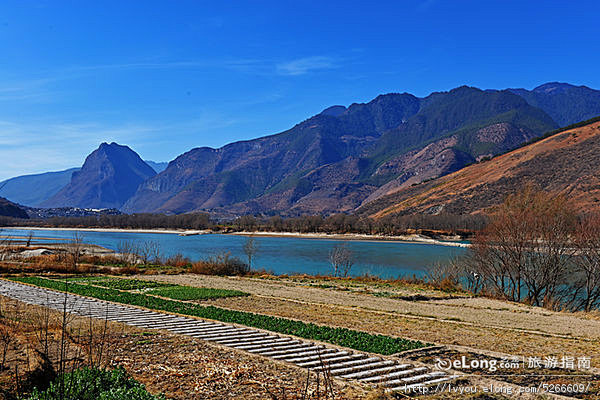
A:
[11, 277, 428, 355]
[50, 276, 247, 299]
[147, 285, 249, 301]
[85, 278, 174, 291]
[50, 276, 175, 291]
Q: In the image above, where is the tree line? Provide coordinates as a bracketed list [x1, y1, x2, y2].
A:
[0, 212, 487, 236]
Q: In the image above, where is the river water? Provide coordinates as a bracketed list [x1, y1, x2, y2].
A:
[1, 228, 466, 279]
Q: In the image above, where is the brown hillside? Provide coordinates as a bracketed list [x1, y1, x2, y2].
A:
[359, 120, 600, 217]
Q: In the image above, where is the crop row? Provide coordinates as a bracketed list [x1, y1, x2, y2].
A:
[91, 278, 174, 291]
[147, 286, 249, 301]
[11, 276, 428, 355]
[51, 276, 248, 299]
[51, 276, 175, 290]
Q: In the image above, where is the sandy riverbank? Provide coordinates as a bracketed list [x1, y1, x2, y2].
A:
[230, 231, 471, 247]
[5, 226, 470, 247]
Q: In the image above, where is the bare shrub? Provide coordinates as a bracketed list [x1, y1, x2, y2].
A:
[116, 240, 140, 265]
[427, 260, 464, 292]
[22, 252, 95, 274]
[79, 254, 122, 266]
[67, 231, 85, 272]
[114, 265, 141, 275]
[164, 253, 192, 268]
[191, 252, 249, 276]
[139, 240, 162, 265]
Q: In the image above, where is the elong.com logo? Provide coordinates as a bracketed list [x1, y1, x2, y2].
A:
[435, 356, 520, 372]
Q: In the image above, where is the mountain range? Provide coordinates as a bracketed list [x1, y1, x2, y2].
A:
[0, 168, 79, 207]
[2, 82, 600, 216]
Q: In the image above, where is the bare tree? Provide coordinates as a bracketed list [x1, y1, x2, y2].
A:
[67, 231, 85, 271]
[328, 242, 354, 277]
[26, 231, 34, 247]
[243, 236, 259, 270]
[427, 258, 472, 292]
[0, 229, 9, 260]
[117, 240, 140, 265]
[0, 323, 13, 371]
[236, 215, 257, 231]
[573, 213, 600, 311]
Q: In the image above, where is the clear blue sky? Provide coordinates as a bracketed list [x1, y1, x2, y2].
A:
[1, 0, 599, 180]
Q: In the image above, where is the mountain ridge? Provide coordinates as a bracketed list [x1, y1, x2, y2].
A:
[0, 197, 29, 219]
[508, 82, 600, 126]
[123, 85, 563, 215]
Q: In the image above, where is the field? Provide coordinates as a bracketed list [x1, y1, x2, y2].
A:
[136, 274, 600, 353]
[57, 276, 249, 300]
[3, 272, 600, 399]
[137, 274, 600, 398]
[11, 276, 428, 355]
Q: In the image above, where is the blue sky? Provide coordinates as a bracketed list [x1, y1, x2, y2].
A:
[1, 0, 599, 180]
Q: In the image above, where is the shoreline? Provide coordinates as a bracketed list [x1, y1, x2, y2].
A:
[4, 226, 470, 247]
[229, 231, 470, 247]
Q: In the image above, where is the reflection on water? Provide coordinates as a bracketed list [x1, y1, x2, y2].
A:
[1, 228, 466, 279]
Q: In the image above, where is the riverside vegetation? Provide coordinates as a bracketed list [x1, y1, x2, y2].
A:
[0, 211, 486, 238]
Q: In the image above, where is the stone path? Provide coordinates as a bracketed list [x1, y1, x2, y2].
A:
[0, 279, 458, 392]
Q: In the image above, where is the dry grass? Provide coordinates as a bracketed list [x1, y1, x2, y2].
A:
[0, 295, 118, 398]
[0, 295, 374, 400]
